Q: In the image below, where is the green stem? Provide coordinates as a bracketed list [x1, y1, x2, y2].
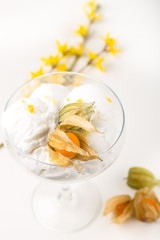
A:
[49, 65, 57, 73]
[68, 55, 80, 71]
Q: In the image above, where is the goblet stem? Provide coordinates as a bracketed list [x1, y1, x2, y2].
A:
[58, 184, 73, 202]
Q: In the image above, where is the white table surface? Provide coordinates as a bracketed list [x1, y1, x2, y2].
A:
[0, 0, 160, 239]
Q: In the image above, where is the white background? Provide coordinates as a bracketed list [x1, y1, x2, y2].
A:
[0, 0, 160, 239]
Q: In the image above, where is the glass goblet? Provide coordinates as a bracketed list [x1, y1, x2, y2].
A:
[2, 72, 125, 232]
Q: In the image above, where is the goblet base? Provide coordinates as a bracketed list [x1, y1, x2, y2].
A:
[31, 181, 101, 232]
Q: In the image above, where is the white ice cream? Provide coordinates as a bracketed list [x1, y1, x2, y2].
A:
[31, 83, 70, 114]
[2, 97, 52, 153]
[86, 119, 116, 154]
[2, 83, 70, 154]
[63, 83, 113, 120]
[2, 82, 120, 166]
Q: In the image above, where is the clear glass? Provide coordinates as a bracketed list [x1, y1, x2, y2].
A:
[1, 72, 125, 232]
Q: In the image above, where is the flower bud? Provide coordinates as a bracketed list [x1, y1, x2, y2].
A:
[134, 187, 160, 222]
[58, 102, 95, 124]
[127, 167, 160, 189]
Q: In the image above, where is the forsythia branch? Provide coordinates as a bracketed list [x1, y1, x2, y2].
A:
[29, 1, 121, 80]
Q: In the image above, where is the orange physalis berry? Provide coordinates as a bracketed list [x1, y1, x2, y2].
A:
[55, 132, 80, 158]
[115, 201, 129, 216]
[142, 198, 158, 211]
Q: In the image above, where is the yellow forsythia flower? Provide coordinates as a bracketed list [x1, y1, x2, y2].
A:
[102, 33, 116, 46]
[56, 41, 68, 56]
[108, 46, 122, 55]
[87, 49, 98, 60]
[74, 82, 81, 87]
[57, 64, 68, 71]
[76, 98, 83, 103]
[102, 33, 121, 55]
[27, 105, 35, 114]
[31, 67, 44, 79]
[70, 43, 83, 56]
[106, 97, 112, 103]
[92, 13, 102, 21]
[74, 25, 88, 37]
[94, 57, 105, 72]
[86, 0, 96, 8]
[41, 55, 61, 66]
[52, 99, 57, 105]
[83, 0, 102, 21]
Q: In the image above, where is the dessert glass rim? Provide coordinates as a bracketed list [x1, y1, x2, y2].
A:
[3, 71, 125, 167]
